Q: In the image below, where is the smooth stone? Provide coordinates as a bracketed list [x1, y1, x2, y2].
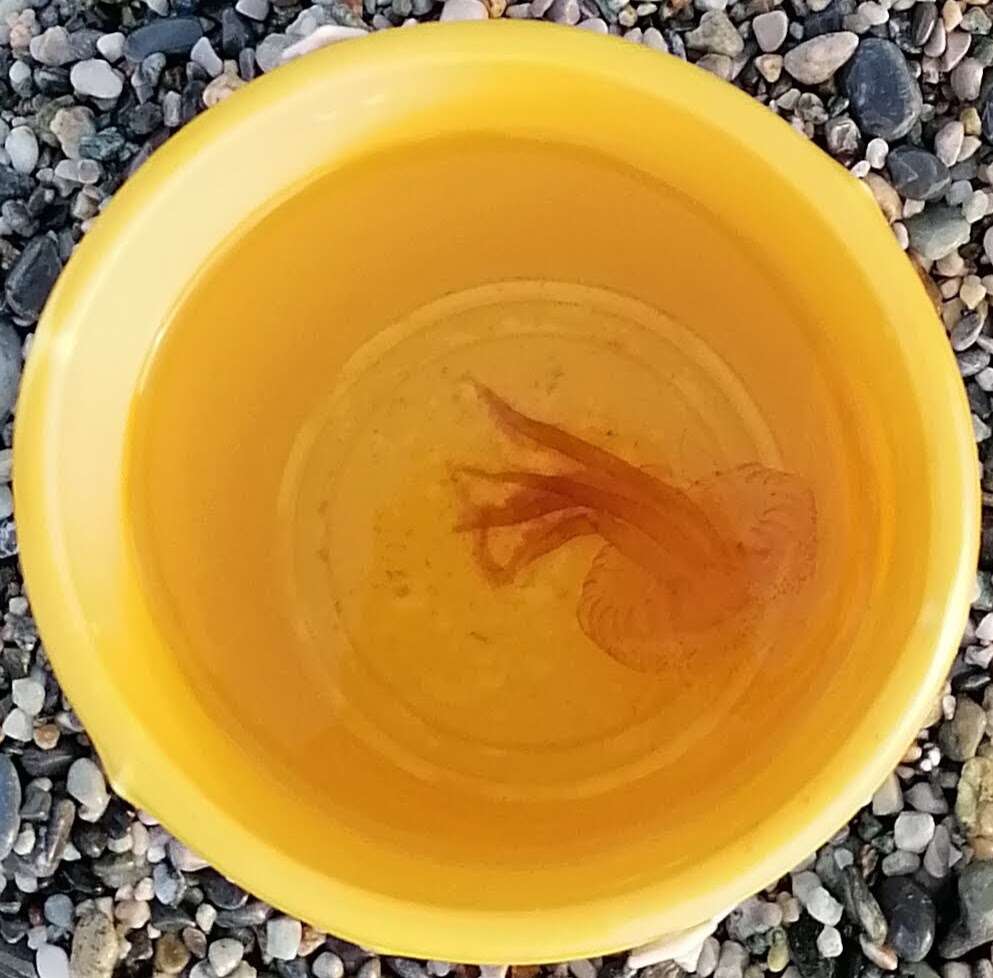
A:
[842, 37, 922, 139]
[70, 59, 122, 99]
[888, 145, 949, 200]
[123, 18, 204, 60]
[4, 127, 37, 175]
[66, 758, 108, 820]
[952, 57, 984, 100]
[894, 812, 936, 853]
[10, 678, 42, 718]
[882, 850, 921, 876]
[939, 861, 993, 957]
[906, 782, 949, 814]
[904, 206, 970, 259]
[29, 26, 72, 66]
[873, 773, 904, 815]
[0, 755, 20, 863]
[314, 953, 346, 978]
[939, 696, 988, 760]
[266, 917, 303, 961]
[69, 912, 118, 978]
[0, 324, 20, 423]
[208, 939, 244, 978]
[36, 944, 68, 978]
[440, 0, 488, 16]
[877, 877, 935, 962]
[753, 8, 788, 49]
[686, 10, 744, 55]
[49, 106, 95, 160]
[784, 31, 858, 83]
[842, 866, 887, 944]
[255, 33, 291, 71]
[787, 914, 835, 978]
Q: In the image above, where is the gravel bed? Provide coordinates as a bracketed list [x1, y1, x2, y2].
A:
[0, 0, 988, 976]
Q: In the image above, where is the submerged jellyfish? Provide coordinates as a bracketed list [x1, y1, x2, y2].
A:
[453, 382, 816, 672]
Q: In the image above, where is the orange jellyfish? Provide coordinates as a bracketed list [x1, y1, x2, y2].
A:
[452, 382, 816, 672]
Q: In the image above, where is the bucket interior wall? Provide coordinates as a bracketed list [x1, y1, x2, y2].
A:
[123, 132, 927, 911]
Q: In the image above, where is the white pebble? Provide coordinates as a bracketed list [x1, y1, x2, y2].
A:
[66, 757, 109, 820]
[866, 137, 888, 168]
[696, 937, 721, 978]
[209, 938, 244, 978]
[872, 772, 904, 815]
[817, 926, 844, 958]
[805, 887, 843, 926]
[191, 36, 224, 77]
[440, 0, 487, 17]
[70, 59, 123, 100]
[11, 678, 43, 717]
[791, 870, 822, 904]
[965, 190, 990, 224]
[715, 941, 748, 978]
[834, 848, 855, 869]
[35, 944, 69, 978]
[480, 968, 507, 978]
[2, 707, 32, 742]
[5, 126, 37, 174]
[168, 838, 208, 871]
[197, 903, 218, 933]
[265, 917, 302, 961]
[236, 0, 270, 19]
[936, 120, 966, 166]
[894, 811, 935, 853]
[893, 221, 909, 250]
[961, 275, 987, 309]
[313, 953, 346, 978]
[96, 32, 124, 61]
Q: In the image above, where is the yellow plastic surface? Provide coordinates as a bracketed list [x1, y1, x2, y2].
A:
[13, 22, 980, 964]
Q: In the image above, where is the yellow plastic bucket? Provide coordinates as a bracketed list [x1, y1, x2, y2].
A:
[14, 21, 979, 965]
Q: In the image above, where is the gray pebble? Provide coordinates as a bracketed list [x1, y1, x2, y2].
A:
[843, 37, 923, 139]
[70, 59, 123, 99]
[784, 31, 858, 84]
[753, 9, 788, 50]
[686, 11, 744, 55]
[905, 205, 971, 259]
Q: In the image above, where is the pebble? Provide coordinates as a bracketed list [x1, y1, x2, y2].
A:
[124, 17, 204, 60]
[11, 677, 43, 717]
[1, 707, 31, 741]
[906, 781, 949, 813]
[66, 758, 109, 821]
[753, 10, 788, 50]
[236, 0, 270, 18]
[939, 860, 993, 956]
[859, 936, 898, 970]
[715, 941, 748, 978]
[208, 938, 244, 977]
[843, 38, 923, 139]
[924, 821, 956, 877]
[877, 876, 935, 962]
[191, 36, 224, 77]
[686, 11, 744, 55]
[5, 235, 62, 322]
[783, 31, 857, 83]
[255, 33, 291, 70]
[440, 0, 488, 16]
[882, 849, 922, 875]
[815, 926, 842, 958]
[806, 887, 843, 926]
[314, 952, 346, 978]
[888, 146, 950, 201]
[872, 772, 905, 815]
[936, 121, 967, 167]
[36, 944, 69, 978]
[29, 26, 72, 66]
[940, 696, 988, 759]
[843, 866, 888, 943]
[96, 32, 124, 61]
[44, 894, 72, 928]
[155, 933, 191, 974]
[265, 916, 302, 961]
[4, 127, 37, 176]
[50, 106, 96, 160]
[69, 911, 118, 978]
[905, 206, 971, 259]
[952, 58, 984, 100]
[168, 838, 208, 871]
[70, 59, 123, 99]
